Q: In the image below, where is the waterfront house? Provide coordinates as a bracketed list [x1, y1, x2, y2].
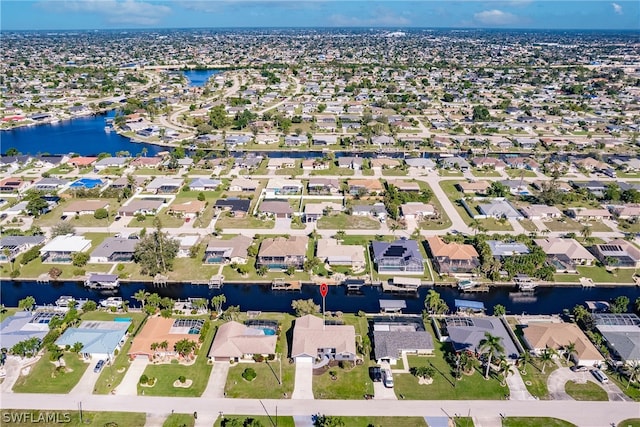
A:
[89, 237, 138, 263]
[312, 134, 338, 146]
[0, 235, 45, 262]
[478, 199, 523, 219]
[371, 135, 395, 146]
[400, 202, 435, 220]
[34, 155, 66, 168]
[0, 311, 55, 350]
[259, 200, 294, 219]
[118, 199, 164, 217]
[146, 177, 183, 194]
[130, 157, 162, 168]
[372, 319, 434, 366]
[208, 321, 277, 362]
[521, 322, 603, 367]
[472, 157, 507, 171]
[265, 178, 303, 196]
[337, 157, 363, 170]
[234, 155, 263, 170]
[425, 236, 480, 276]
[128, 317, 201, 361]
[267, 158, 297, 170]
[214, 198, 251, 217]
[372, 239, 424, 274]
[56, 320, 131, 361]
[257, 236, 308, 271]
[62, 200, 109, 217]
[405, 158, 436, 172]
[316, 238, 366, 271]
[441, 157, 470, 171]
[176, 235, 200, 258]
[40, 234, 92, 263]
[520, 204, 563, 220]
[441, 316, 520, 361]
[533, 238, 596, 272]
[67, 157, 97, 168]
[486, 241, 530, 259]
[204, 235, 253, 264]
[229, 178, 259, 192]
[347, 179, 383, 196]
[594, 313, 640, 365]
[94, 157, 128, 171]
[291, 314, 356, 363]
[224, 134, 252, 146]
[371, 158, 401, 170]
[168, 200, 206, 220]
[593, 239, 640, 268]
[284, 135, 309, 146]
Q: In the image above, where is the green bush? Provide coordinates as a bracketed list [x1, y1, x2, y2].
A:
[72, 268, 86, 276]
[20, 245, 43, 265]
[10, 269, 21, 278]
[178, 375, 186, 383]
[139, 374, 148, 384]
[94, 208, 109, 219]
[116, 264, 125, 271]
[242, 367, 257, 381]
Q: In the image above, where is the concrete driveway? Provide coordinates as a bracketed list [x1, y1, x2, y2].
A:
[202, 361, 229, 398]
[115, 358, 148, 396]
[69, 360, 99, 395]
[0, 356, 35, 393]
[274, 218, 291, 231]
[547, 367, 629, 401]
[291, 358, 313, 400]
[506, 369, 535, 401]
[373, 381, 397, 400]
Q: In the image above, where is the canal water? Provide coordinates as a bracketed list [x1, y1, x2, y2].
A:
[182, 69, 221, 87]
[2, 281, 638, 315]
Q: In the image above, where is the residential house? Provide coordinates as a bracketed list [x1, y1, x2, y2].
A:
[611, 204, 640, 221]
[570, 180, 607, 197]
[259, 200, 294, 219]
[370, 158, 401, 170]
[291, 314, 356, 363]
[0, 311, 56, 350]
[400, 202, 435, 220]
[257, 236, 308, 271]
[372, 320, 434, 366]
[405, 158, 436, 172]
[229, 178, 259, 192]
[225, 134, 252, 146]
[204, 235, 253, 264]
[130, 157, 162, 168]
[118, 199, 164, 217]
[93, 157, 128, 171]
[505, 156, 540, 171]
[593, 239, 640, 268]
[177, 235, 200, 258]
[425, 236, 480, 276]
[40, 234, 92, 263]
[302, 159, 329, 171]
[146, 177, 183, 194]
[337, 157, 363, 170]
[265, 178, 303, 196]
[189, 178, 221, 191]
[371, 135, 395, 146]
[33, 155, 65, 168]
[457, 180, 490, 195]
[442, 316, 520, 361]
[284, 135, 309, 146]
[0, 236, 45, 262]
[486, 241, 530, 259]
[521, 322, 603, 367]
[234, 155, 263, 170]
[267, 158, 297, 170]
[128, 317, 201, 361]
[312, 135, 339, 146]
[567, 208, 612, 221]
[208, 321, 277, 362]
[89, 238, 138, 263]
[347, 179, 383, 196]
[308, 178, 340, 195]
[214, 198, 251, 218]
[472, 157, 507, 171]
[62, 200, 109, 217]
[352, 203, 387, 220]
[110, 176, 146, 190]
[56, 320, 131, 361]
[372, 239, 424, 274]
[0, 177, 29, 193]
[594, 313, 640, 365]
[304, 202, 343, 223]
[316, 238, 366, 270]
[168, 200, 206, 220]
[478, 200, 523, 219]
[499, 180, 531, 196]
[389, 180, 421, 192]
[534, 238, 596, 272]
[441, 157, 470, 171]
[520, 204, 563, 220]
[68, 157, 97, 168]
[33, 177, 68, 192]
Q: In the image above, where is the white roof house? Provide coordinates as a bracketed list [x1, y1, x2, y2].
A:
[40, 235, 92, 263]
[316, 238, 366, 270]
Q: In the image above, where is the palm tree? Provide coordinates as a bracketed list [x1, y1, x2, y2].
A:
[626, 361, 640, 390]
[479, 332, 504, 379]
[133, 290, 149, 310]
[564, 341, 577, 363]
[499, 357, 515, 387]
[580, 225, 592, 241]
[540, 348, 554, 374]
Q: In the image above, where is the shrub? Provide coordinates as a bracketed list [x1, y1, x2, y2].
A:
[242, 367, 257, 381]
[147, 376, 155, 385]
[72, 268, 86, 276]
[72, 252, 89, 267]
[10, 269, 21, 278]
[20, 245, 43, 265]
[116, 264, 125, 271]
[178, 375, 186, 383]
[94, 208, 108, 219]
[139, 374, 148, 384]
[48, 267, 62, 279]
[252, 354, 264, 362]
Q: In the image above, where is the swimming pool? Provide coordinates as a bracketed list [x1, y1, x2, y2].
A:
[256, 327, 276, 336]
[70, 178, 103, 189]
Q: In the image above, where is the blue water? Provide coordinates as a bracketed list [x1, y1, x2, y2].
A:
[257, 327, 276, 336]
[0, 111, 166, 157]
[1, 281, 638, 316]
[182, 69, 220, 87]
[70, 178, 103, 189]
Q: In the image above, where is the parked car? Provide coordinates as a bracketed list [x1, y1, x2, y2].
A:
[592, 369, 609, 383]
[93, 360, 105, 373]
[114, 215, 122, 221]
[571, 365, 589, 372]
[370, 366, 382, 382]
[0, 213, 7, 220]
[382, 369, 394, 388]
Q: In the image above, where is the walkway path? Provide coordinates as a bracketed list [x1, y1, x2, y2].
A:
[506, 370, 535, 401]
[202, 361, 229, 398]
[115, 358, 148, 396]
[291, 358, 313, 400]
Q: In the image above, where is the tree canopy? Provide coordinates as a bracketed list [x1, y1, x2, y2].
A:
[133, 220, 179, 276]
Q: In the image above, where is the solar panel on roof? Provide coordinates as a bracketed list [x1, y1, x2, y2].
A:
[385, 245, 406, 257]
[600, 245, 623, 252]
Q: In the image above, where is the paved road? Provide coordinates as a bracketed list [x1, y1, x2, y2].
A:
[1, 392, 638, 427]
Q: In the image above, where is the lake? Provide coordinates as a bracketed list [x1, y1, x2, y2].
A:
[3, 281, 638, 315]
[182, 69, 221, 87]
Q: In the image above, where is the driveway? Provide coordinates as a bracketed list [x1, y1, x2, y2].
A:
[373, 381, 397, 400]
[275, 218, 291, 231]
[547, 367, 629, 401]
[202, 361, 229, 398]
[506, 369, 535, 401]
[69, 360, 99, 395]
[291, 358, 313, 400]
[115, 358, 148, 396]
[0, 356, 35, 393]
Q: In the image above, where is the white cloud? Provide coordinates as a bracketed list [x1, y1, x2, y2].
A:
[473, 9, 519, 26]
[41, 0, 171, 26]
[612, 3, 623, 15]
[329, 9, 411, 27]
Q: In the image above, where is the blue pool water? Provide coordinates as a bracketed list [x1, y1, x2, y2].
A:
[70, 178, 103, 189]
[188, 327, 200, 334]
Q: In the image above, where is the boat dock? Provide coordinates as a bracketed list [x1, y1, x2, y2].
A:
[382, 277, 421, 294]
[85, 273, 119, 289]
[271, 279, 301, 291]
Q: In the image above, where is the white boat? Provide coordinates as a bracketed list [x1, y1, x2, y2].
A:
[514, 274, 538, 291]
[55, 295, 89, 308]
[99, 297, 123, 308]
[457, 279, 477, 290]
[104, 126, 112, 133]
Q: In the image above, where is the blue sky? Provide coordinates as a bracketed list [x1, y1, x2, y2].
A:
[2, 1, 639, 30]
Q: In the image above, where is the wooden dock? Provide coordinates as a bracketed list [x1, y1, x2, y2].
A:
[271, 279, 301, 291]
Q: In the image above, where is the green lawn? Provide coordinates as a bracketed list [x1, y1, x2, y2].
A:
[216, 216, 274, 229]
[381, 168, 409, 176]
[518, 361, 558, 399]
[564, 380, 608, 401]
[163, 413, 196, 427]
[502, 417, 576, 427]
[326, 417, 428, 427]
[418, 182, 452, 230]
[608, 369, 640, 401]
[0, 410, 146, 427]
[317, 213, 381, 230]
[471, 168, 502, 177]
[310, 165, 355, 176]
[33, 197, 124, 227]
[275, 167, 303, 177]
[576, 266, 636, 284]
[1, 307, 18, 321]
[13, 352, 90, 393]
[478, 218, 514, 231]
[544, 218, 582, 232]
[224, 313, 295, 398]
[137, 322, 215, 397]
[618, 419, 640, 427]
[506, 169, 537, 178]
[14, 257, 112, 280]
[519, 219, 539, 232]
[127, 211, 184, 228]
[618, 220, 640, 233]
[214, 415, 295, 427]
[439, 169, 464, 177]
